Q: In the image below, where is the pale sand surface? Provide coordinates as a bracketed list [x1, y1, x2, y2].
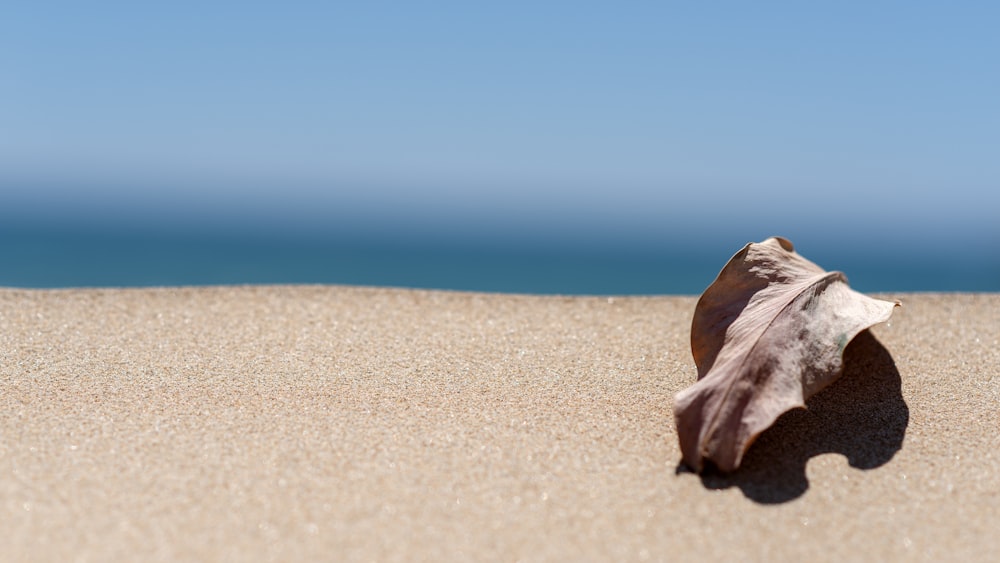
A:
[1, 286, 998, 561]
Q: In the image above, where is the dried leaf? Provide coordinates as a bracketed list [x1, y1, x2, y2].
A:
[674, 237, 898, 473]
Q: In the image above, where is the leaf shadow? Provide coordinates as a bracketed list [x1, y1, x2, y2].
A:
[679, 330, 908, 504]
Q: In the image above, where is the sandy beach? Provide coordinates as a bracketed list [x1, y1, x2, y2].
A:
[1, 286, 997, 561]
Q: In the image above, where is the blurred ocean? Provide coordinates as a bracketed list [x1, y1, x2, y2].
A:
[1, 223, 996, 294]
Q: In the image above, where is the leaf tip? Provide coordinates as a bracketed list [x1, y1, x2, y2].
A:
[770, 236, 795, 252]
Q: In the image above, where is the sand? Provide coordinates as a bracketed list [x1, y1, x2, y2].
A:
[1, 286, 997, 561]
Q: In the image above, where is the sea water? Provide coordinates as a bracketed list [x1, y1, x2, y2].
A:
[0, 225, 996, 294]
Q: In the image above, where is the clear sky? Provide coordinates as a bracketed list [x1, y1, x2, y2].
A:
[2, 1, 998, 254]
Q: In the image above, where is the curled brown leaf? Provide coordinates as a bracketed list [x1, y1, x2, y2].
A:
[674, 237, 898, 473]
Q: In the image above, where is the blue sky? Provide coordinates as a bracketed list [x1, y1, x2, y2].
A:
[2, 1, 998, 254]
